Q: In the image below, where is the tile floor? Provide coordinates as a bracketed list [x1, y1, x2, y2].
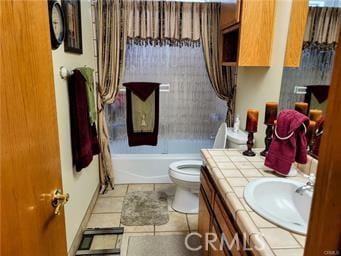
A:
[86, 183, 198, 255]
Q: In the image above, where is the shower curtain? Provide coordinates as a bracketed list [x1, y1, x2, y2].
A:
[96, 0, 237, 188]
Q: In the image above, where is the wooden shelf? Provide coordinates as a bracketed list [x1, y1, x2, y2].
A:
[221, 24, 240, 65]
[220, 0, 276, 67]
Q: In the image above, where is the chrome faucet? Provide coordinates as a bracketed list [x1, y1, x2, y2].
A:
[295, 174, 315, 195]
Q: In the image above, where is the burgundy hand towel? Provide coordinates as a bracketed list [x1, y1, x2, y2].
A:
[68, 70, 100, 172]
[265, 110, 309, 175]
[123, 82, 160, 146]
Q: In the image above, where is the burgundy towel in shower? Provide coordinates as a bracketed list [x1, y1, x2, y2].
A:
[265, 110, 309, 175]
[68, 70, 100, 171]
[123, 82, 160, 146]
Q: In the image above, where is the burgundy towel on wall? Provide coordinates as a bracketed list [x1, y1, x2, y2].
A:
[265, 110, 309, 175]
[123, 82, 160, 146]
[68, 70, 100, 172]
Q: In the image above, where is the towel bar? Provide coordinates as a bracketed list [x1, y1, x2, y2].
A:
[119, 83, 170, 93]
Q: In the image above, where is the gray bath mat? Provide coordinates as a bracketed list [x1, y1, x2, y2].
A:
[121, 191, 169, 226]
[127, 235, 202, 256]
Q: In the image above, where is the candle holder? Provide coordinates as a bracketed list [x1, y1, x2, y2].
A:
[260, 124, 273, 157]
[243, 132, 256, 157]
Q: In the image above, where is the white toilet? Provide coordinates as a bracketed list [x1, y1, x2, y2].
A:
[169, 124, 249, 213]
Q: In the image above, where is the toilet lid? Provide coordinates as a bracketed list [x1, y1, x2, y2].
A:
[169, 160, 202, 176]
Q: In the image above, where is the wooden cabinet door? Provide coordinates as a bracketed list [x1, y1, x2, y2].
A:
[1, 1, 68, 255]
[220, 0, 241, 29]
[198, 188, 211, 256]
[210, 223, 228, 256]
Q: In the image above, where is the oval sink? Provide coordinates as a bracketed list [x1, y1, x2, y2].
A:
[244, 178, 312, 235]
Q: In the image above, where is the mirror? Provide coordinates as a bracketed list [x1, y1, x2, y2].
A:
[279, 6, 339, 159]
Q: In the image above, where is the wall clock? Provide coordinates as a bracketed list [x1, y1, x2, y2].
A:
[48, 0, 65, 50]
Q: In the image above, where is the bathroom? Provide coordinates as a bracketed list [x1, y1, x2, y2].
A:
[1, 0, 340, 256]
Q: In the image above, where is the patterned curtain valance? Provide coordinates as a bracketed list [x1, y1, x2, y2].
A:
[125, 1, 201, 46]
[304, 7, 340, 49]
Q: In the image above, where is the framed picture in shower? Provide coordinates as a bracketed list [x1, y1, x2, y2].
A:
[62, 0, 83, 54]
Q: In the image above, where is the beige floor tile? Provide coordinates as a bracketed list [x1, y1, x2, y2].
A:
[154, 183, 176, 196]
[187, 214, 198, 231]
[120, 224, 154, 233]
[155, 231, 189, 236]
[168, 196, 175, 212]
[239, 168, 263, 177]
[127, 184, 154, 193]
[273, 248, 304, 256]
[227, 177, 249, 187]
[90, 235, 118, 250]
[92, 197, 124, 213]
[87, 213, 121, 228]
[260, 228, 300, 249]
[118, 232, 154, 256]
[100, 185, 128, 197]
[155, 212, 189, 232]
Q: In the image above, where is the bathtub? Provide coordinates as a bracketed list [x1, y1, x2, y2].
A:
[111, 139, 214, 184]
[112, 153, 202, 184]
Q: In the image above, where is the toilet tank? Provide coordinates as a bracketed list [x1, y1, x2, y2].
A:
[226, 128, 249, 149]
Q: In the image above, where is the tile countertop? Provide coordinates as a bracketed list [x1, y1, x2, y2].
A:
[201, 148, 309, 256]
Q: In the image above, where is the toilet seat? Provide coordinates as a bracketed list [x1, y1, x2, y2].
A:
[169, 160, 202, 175]
[169, 160, 202, 183]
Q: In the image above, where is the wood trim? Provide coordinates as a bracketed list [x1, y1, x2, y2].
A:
[304, 34, 341, 255]
[284, 0, 309, 67]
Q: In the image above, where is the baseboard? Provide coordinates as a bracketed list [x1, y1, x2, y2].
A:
[68, 184, 100, 256]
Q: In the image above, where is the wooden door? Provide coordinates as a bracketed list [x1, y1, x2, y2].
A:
[304, 33, 341, 255]
[198, 188, 211, 256]
[1, 1, 68, 256]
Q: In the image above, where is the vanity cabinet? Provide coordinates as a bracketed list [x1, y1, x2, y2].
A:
[220, 0, 276, 66]
[198, 166, 251, 256]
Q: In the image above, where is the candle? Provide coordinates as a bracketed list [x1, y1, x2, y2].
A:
[306, 120, 317, 145]
[309, 109, 323, 122]
[245, 109, 259, 132]
[295, 102, 308, 115]
[264, 102, 278, 125]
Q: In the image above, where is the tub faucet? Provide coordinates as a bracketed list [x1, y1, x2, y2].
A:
[295, 174, 315, 195]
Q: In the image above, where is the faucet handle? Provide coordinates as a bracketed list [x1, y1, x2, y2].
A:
[307, 174, 316, 186]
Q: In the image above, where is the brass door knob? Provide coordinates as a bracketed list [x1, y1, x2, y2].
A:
[51, 189, 69, 215]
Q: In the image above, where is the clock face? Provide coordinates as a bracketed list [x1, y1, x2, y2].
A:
[48, 1, 64, 49]
[51, 3, 64, 43]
